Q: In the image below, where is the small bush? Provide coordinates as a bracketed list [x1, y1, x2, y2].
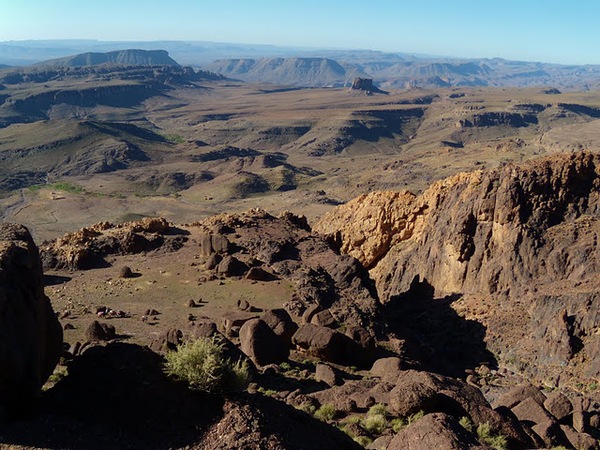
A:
[367, 403, 387, 417]
[362, 414, 387, 435]
[407, 410, 425, 425]
[391, 417, 406, 433]
[476, 422, 508, 450]
[353, 436, 373, 447]
[297, 402, 316, 415]
[314, 403, 337, 422]
[163, 337, 250, 393]
[459, 416, 474, 433]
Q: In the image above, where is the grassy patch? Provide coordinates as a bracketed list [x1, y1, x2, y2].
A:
[314, 404, 337, 422]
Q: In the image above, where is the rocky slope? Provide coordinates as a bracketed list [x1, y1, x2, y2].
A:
[315, 151, 600, 388]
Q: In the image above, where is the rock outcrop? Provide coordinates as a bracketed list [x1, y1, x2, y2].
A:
[41, 217, 186, 270]
[315, 151, 600, 385]
[0, 223, 63, 418]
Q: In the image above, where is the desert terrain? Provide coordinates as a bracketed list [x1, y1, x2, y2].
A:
[2, 53, 600, 449]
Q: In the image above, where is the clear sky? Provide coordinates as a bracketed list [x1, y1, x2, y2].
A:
[0, 0, 598, 65]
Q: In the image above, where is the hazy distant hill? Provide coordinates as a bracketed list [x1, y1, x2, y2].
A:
[207, 57, 367, 87]
[36, 49, 179, 68]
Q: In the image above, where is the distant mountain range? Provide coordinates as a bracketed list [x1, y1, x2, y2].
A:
[1, 40, 599, 90]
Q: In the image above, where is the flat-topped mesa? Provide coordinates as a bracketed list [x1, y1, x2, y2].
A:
[350, 77, 386, 94]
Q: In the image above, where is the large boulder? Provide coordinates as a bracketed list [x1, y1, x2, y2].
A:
[239, 319, 289, 366]
[292, 324, 371, 367]
[0, 223, 63, 418]
[261, 308, 298, 345]
[387, 413, 481, 450]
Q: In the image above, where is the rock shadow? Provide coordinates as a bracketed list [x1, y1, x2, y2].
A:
[2, 343, 223, 449]
[383, 276, 497, 378]
[2, 343, 361, 449]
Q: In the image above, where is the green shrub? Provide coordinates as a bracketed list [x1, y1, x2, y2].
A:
[314, 403, 337, 422]
[362, 413, 387, 435]
[476, 422, 508, 450]
[407, 410, 425, 424]
[163, 337, 250, 393]
[353, 436, 373, 447]
[367, 403, 387, 417]
[459, 416, 474, 433]
[391, 417, 406, 433]
[297, 402, 316, 415]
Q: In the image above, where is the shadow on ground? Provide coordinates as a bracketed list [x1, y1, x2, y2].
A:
[1, 343, 360, 450]
[384, 276, 497, 378]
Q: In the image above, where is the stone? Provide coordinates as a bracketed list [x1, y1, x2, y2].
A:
[0, 223, 64, 417]
[544, 391, 573, 421]
[261, 308, 298, 345]
[370, 357, 403, 383]
[511, 396, 555, 425]
[149, 328, 183, 353]
[311, 309, 336, 328]
[302, 304, 321, 324]
[292, 324, 367, 366]
[220, 311, 259, 337]
[387, 413, 480, 450]
[119, 265, 134, 278]
[573, 410, 587, 433]
[560, 424, 599, 450]
[85, 320, 116, 341]
[217, 255, 248, 277]
[493, 384, 547, 409]
[205, 253, 222, 270]
[245, 266, 275, 281]
[239, 319, 289, 366]
[315, 363, 341, 387]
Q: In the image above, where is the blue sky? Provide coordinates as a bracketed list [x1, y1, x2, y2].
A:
[0, 0, 598, 64]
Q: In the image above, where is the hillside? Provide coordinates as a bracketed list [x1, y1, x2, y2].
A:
[35, 49, 179, 68]
[207, 57, 367, 87]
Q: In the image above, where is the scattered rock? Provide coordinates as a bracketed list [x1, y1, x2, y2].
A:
[387, 413, 480, 450]
[85, 320, 116, 341]
[119, 265, 134, 278]
[221, 311, 260, 337]
[311, 309, 336, 328]
[370, 357, 403, 383]
[217, 255, 248, 277]
[149, 328, 183, 353]
[315, 363, 341, 387]
[245, 266, 275, 281]
[544, 391, 573, 421]
[261, 308, 298, 345]
[239, 319, 289, 366]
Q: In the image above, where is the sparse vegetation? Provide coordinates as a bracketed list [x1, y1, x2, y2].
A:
[314, 403, 337, 422]
[353, 436, 373, 447]
[163, 337, 250, 393]
[391, 417, 406, 433]
[361, 404, 388, 435]
[476, 422, 508, 450]
[458, 416, 474, 433]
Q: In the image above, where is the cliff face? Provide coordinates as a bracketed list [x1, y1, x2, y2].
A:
[316, 152, 600, 301]
[0, 223, 63, 418]
[315, 152, 600, 383]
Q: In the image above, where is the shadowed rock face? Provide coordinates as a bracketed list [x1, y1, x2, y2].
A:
[0, 223, 63, 418]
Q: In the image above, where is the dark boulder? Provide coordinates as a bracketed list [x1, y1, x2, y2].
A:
[0, 223, 63, 418]
[261, 308, 298, 345]
[239, 319, 289, 366]
[85, 320, 116, 341]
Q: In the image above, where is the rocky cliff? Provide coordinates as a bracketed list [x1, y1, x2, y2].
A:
[0, 223, 63, 418]
[315, 151, 600, 385]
